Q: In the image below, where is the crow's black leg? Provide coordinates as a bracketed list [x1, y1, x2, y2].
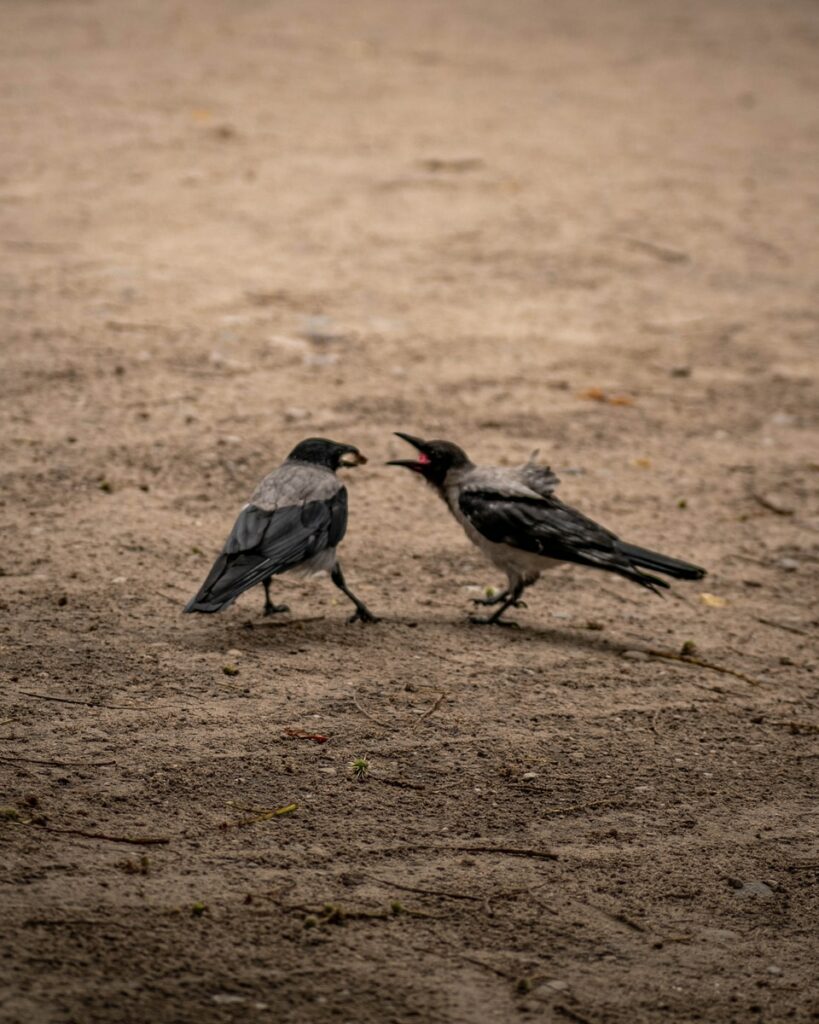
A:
[262, 577, 289, 617]
[331, 563, 379, 624]
[469, 580, 528, 626]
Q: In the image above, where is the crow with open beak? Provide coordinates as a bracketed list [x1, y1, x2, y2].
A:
[185, 437, 378, 623]
[389, 432, 706, 625]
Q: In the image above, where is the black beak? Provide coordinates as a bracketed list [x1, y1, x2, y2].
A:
[387, 432, 429, 470]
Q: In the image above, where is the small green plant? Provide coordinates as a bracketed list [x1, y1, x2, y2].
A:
[348, 756, 370, 781]
[191, 901, 207, 917]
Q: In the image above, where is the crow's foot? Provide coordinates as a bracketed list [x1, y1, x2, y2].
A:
[468, 614, 520, 629]
[348, 607, 380, 624]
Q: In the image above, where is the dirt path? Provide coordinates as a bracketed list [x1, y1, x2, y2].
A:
[1, 1, 817, 1021]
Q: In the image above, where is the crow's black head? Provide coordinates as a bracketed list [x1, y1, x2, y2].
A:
[387, 432, 472, 489]
[287, 437, 367, 471]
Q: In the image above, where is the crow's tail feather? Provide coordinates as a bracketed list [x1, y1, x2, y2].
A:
[183, 552, 274, 614]
[617, 542, 706, 581]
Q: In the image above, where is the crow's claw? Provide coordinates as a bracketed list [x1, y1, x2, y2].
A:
[263, 602, 290, 617]
[468, 614, 520, 628]
[348, 608, 380, 624]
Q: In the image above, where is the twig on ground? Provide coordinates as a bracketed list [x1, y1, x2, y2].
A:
[688, 681, 748, 699]
[447, 844, 558, 861]
[24, 918, 134, 930]
[460, 954, 516, 980]
[351, 691, 398, 729]
[540, 798, 629, 817]
[412, 691, 447, 728]
[34, 824, 169, 845]
[622, 236, 689, 263]
[286, 901, 441, 922]
[755, 617, 810, 637]
[748, 488, 794, 516]
[0, 755, 115, 768]
[372, 843, 559, 861]
[555, 1005, 599, 1024]
[642, 649, 763, 686]
[364, 874, 483, 902]
[17, 690, 187, 711]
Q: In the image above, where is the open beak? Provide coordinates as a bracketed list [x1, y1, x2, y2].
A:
[340, 449, 367, 467]
[387, 432, 429, 471]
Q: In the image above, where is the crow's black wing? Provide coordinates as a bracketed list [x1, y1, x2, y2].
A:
[459, 489, 669, 590]
[185, 489, 348, 612]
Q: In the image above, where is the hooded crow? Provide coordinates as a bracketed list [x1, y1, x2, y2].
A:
[185, 437, 378, 623]
[389, 433, 705, 625]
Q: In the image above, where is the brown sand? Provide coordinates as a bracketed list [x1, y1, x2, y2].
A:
[1, 1, 817, 1021]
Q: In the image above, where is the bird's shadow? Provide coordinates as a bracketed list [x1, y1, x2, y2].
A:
[180, 609, 635, 660]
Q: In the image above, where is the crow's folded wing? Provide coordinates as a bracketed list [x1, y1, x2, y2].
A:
[185, 489, 348, 612]
[458, 489, 668, 589]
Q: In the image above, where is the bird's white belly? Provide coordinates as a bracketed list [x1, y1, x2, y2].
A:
[284, 547, 337, 579]
[450, 498, 563, 581]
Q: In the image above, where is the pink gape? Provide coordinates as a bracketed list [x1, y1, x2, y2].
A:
[417, 452, 431, 465]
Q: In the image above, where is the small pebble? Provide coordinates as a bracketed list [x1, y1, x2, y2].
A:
[733, 880, 774, 898]
[521, 771, 538, 781]
[767, 966, 782, 976]
[777, 558, 798, 572]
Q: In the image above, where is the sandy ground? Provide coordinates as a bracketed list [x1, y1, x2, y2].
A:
[1, 1, 818, 1021]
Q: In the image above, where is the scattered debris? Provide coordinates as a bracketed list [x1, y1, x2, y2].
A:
[220, 803, 297, 829]
[578, 387, 635, 406]
[282, 727, 328, 743]
[621, 236, 690, 263]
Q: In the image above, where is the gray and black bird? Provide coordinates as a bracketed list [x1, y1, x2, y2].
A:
[185, 437, 378, 623]
[389, 432, 705, 625]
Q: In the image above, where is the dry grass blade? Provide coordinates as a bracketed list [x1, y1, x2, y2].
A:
[220, 803, 298, 829]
